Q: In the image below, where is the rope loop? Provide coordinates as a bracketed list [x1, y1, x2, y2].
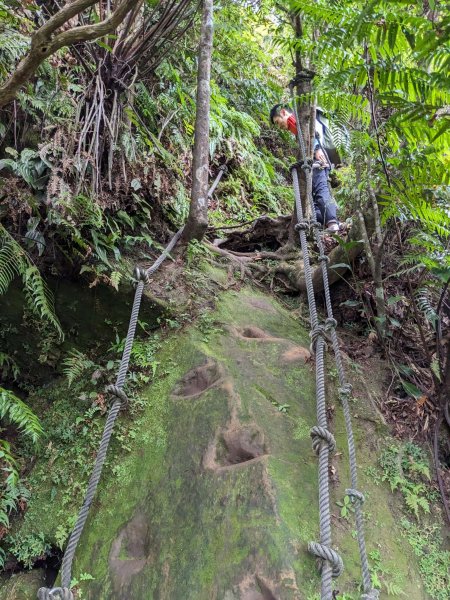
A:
[307, 541, 344, 577]
[301, 159, 313, 173]
[37, 588, 74, 600]
[318, 254, 329, 264]
[310, 425, 336, 454]
[133, 266, 150, 285]
[338, 383, 353, 398]
[362, 590, 380, 600]
[105, 384, 129, 407]
[345, 488, 365, 505]
[290, 161, 304, 174]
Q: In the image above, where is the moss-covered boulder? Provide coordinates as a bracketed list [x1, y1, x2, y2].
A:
[3, 285, 437, 599]
[0, 570, 46, 600]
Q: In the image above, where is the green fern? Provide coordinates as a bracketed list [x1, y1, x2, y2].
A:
[23, 266, 63, 339]
[0, 352, 20, 380]
[0, 225, 63, 339]
[62, 349, 95, 387]
[0, 438, 20, 531]
[0, 238, 24, 294]
[0, 387, 43, 444]
[405, 486, 430, 520]
[415, 288, 438, 330]
[0, 28, 29, 77]
[0, 147, 48, 190]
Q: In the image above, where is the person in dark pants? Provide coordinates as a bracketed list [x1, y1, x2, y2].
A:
[270, 104, 340, 232]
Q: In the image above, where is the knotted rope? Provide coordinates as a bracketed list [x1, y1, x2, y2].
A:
[289, 83, 378, 600]
[39, 227, 184, 599]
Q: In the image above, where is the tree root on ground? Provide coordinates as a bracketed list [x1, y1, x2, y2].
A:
[206, 210, 375, 294]
[209, 214, 292, 252]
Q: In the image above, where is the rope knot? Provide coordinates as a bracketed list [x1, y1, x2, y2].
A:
[289, 69, 316, 88]
[295, 219, 321, 234]
[294, 219, 309, 232]
[307, 541, 343, 577]
[37, 588, 74, 600]
[318, 254, 329, 264]
[345, 488, 365, 505]
[309, 323, 329, 353]
[338, 383, 353, 398]
[105, 384, 129, 407]
[310, 425, 336, 454]
[133, 266, 150, 285]
[325, 317, 337, 332]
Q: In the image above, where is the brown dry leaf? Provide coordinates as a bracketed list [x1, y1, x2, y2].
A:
[367, 331, 378, 344]
[416, 395, 427, 407]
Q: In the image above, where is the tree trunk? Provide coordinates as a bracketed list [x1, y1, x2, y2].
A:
[288, 13, 314, 245]
[183, 0, 214, 242]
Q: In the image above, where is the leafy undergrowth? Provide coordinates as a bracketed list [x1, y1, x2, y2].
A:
[366, 441, 450, 599]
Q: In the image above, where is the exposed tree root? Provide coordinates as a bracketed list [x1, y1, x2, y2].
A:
[205, 242, 253, 280]
[209, 214, 292, 252]
[207, 210, 376, 294]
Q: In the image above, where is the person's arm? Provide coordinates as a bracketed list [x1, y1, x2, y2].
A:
[314, 137, 327, 164]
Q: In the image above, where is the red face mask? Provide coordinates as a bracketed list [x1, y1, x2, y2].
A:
[287, 114, 298, 136]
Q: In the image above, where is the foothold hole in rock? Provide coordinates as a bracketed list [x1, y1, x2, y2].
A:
[240, 326, 270, 340]
[240, 575, 278, 600]
[109, 512, 151, 594]
[218, 427, 267, 466]
[172, 359, 222, 398]
[256, 576, 278, 600]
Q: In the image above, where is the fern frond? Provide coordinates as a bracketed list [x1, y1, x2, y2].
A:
[408, 201, 450, 237]
[23, 266, 64, 340]
[415, 288, 438, 330]
[0, 239, 24, 294]
[0, 387, 43, 444]
[62, 350, 95, 387]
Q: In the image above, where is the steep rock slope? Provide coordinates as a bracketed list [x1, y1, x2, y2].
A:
[2, 286, 429, 599]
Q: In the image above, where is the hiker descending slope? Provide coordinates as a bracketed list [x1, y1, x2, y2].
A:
[270, 104, 341, 233]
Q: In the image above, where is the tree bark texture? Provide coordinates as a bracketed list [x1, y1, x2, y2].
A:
[288, 12, 314, 244]
[0, 0, 141, 108]
[183, 0, 214, 242]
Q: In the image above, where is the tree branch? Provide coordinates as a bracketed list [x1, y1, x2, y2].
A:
[0, 0, 141, 108]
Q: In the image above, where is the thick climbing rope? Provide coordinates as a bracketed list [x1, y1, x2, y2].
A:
[38, 227, 184, 600]
[289, 83, 378, 600]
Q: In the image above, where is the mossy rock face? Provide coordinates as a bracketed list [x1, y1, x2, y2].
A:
[3, 286, 432, 599]
[0, 570, 46, 600]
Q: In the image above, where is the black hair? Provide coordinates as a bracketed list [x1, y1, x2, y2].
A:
[269, 103, 292, 124]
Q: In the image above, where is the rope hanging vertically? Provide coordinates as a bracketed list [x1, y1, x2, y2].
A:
[289, 82, 378, 600]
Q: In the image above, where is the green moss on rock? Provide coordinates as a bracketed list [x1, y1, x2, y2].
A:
[2, 285, 438, 599]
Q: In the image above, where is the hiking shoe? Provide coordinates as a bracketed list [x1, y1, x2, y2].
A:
[326, 220, 340, 233]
